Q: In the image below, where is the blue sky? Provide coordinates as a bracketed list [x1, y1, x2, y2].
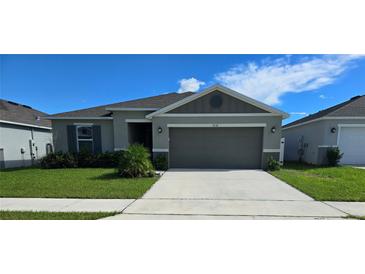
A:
[0, 54, 364, 124]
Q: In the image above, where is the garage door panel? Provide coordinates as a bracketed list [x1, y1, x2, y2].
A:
[339, 127, 365, 165]
[169, 127, 263, 169]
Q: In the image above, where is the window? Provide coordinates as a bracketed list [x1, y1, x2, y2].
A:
[77, 126, 93, 153]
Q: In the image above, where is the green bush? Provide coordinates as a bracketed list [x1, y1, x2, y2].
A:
[94, 151, 124, 168]
[153, 154, 168, 170]
[267, 156, 280, 171]
[118, 144, 155, 178]
[40, 151, 123, 169]
[77, 150, 96, 167]
[40, 152, 77, 169]
[326, 147, 343, 166]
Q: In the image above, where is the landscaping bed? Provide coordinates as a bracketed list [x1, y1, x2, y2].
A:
[0, 168, 157, 199]
[270, 163, 365, 202]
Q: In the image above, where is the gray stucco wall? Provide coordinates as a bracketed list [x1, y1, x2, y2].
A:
[152, 115, 283, 168]
[282, 120, 326, 164]
[152, 116, 282, 150]
[0, 123, 52, 168]
[52, 119, 114, 153]
[50, 110, 284, 169]
[321, 118, 365, 145]
[282, 118, 365, 164]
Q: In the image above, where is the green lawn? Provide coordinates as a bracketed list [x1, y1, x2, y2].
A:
[0, 168, 157, 199]
[270, 163, 365, 201]
[346, 215, 365, 220]
[0, 211, 115, 220]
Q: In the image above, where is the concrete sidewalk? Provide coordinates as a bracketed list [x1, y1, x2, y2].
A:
[324, 202, 365, 216]
[122, 199, 347, 218]
[1, 197, 364, 219]
[104, 214, 344, 220]
[0, 198, 134, 212]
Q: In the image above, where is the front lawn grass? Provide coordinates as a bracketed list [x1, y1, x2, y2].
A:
[270, 163, 365, 201]
[345, 215, 365, 220]
[0, 211, 115, 220]
[0, 168, 157, 199]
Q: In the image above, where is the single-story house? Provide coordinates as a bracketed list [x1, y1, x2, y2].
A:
[0, 99, 53, 169]
[283, 95, 365, 165]
[47, 85, 289, 169]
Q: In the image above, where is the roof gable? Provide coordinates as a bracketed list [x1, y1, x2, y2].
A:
[168, 90, 269, 114]
[146, 84, 289, 118]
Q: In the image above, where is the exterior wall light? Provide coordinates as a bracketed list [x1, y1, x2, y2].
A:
[331, 127, 337, 133]
[271, 126, 276, 133]
[158, 126, 163, 134]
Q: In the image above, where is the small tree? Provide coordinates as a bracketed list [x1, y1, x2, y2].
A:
[118, 144, 155, 177]
[326, 147, 343, 167]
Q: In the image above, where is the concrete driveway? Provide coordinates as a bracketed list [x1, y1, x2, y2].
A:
[143, 169, 312, 201]
[108, 169, 347, 219]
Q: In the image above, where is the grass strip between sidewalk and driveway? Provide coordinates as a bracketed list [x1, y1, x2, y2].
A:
[0, 168, 158, 199]
[270, 163, 365, 202]
[0, 211, 116, 220]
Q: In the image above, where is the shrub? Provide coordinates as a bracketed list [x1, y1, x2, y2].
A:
[40, 152, 77, 169]
[118, 144, 154, 178]
[267, 156, 280, 171]
[94, 151, 124, 168]
[153, 154, 168, 170]
[40, 151, 123, 169]
[77, 150, 96, 167]
[326, 147, 343, 167]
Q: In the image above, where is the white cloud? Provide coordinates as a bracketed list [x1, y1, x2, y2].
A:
[214, 55, 364, 105]
[319, 94, 326, 99]
[290, 112, 308, 116]
[178, 77, 205, 93]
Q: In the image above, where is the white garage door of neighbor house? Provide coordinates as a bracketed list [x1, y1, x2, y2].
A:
[338, 126, 365, 165]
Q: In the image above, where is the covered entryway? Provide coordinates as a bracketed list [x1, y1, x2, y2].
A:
[169, 127, 263, 169]
[338, 126, 365, 165]
[128, 122, 152, 153]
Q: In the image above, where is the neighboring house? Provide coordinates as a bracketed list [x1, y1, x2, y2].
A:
[283, 95, 365, 166]
[47, 85, 288, 169]
[0, 99, 53, 169]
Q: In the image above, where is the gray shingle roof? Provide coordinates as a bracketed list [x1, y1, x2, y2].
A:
[49, 92, 195, 118]
[0, 99, 51, 128]
[284, 95, 365, 128]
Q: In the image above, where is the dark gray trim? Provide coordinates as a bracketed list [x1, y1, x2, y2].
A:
[92, 125, 102, 153]
[67, 125, 77, 153]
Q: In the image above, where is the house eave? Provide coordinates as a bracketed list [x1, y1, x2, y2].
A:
[0, 120, 52, 130]
[46, 117, 114, 120]
[152, 113, 284, 118]
[283, 116, 365, 130]
[105, 107, 159, 111]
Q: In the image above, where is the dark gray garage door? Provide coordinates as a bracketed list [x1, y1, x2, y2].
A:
[169, 127, 263, 169]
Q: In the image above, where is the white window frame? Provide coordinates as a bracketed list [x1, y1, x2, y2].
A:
[76, 125, 93, 152]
